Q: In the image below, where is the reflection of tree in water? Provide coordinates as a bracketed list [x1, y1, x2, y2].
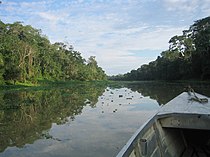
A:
[0, 83, 106, 152]
[124, 82, 210, 105]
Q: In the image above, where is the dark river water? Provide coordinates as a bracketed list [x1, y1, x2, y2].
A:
[0, 81, 210, 157]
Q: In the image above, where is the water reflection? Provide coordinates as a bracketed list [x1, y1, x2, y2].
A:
[123, 81, 210, 105]
[0, 81, 209, 157]
[0, 83, 106, 154]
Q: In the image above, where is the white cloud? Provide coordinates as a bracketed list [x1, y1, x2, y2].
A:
[163, 0, 199, 12]
[162, 0, 210, 18]
[37, 12, 59, 22]
[1, 0, 209, 75]
[30, 2, 186, 75]
[96, 49, 156, 75]
[68, 24, 185, 75]
[200, 0, 210, 16]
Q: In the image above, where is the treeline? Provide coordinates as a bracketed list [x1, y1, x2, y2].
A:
[110, 16, 210, 81]
[0, 21, 107, 84]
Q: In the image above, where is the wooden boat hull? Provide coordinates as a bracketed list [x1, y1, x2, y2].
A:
[117, 92, 210, 157]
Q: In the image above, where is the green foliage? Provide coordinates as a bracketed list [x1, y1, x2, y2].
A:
[0, 21, 107, 84]
[110, 16, 210, 81]
[3, 66, 21, 84]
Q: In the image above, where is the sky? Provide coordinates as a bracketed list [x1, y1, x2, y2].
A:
[0, 0, 210, 75]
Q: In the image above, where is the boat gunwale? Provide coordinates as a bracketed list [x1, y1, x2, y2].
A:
[116, 114, 157, 157]
[116, 112, 210, 157]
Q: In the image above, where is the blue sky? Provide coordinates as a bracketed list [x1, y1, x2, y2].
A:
[0, 0, 210, 75]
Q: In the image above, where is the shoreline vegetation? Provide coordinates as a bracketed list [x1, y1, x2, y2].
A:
[1, 79, 209, 92]
[0, 79, 110, 91]
[0, 20, 107, 87]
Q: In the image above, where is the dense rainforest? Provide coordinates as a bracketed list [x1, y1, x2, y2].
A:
[110, 16, 210, 81]
[0, 21, 107, 85]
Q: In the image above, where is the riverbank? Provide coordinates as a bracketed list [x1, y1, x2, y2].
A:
[0, 79, 109, 91]
[0, 79, 209, 92]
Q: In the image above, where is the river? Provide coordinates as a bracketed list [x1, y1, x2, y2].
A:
[0, 81, 210, 157]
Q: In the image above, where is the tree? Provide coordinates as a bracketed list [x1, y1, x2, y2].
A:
[86, 56, 106, 80]
[0, 21, 107, 84]
[3, 67, 21, 84]
[189, 17, 210, 80]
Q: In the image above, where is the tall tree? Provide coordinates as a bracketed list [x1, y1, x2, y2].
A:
[189, 17, 210, 79]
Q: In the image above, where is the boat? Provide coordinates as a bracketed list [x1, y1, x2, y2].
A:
[116, 92, 210, 157]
